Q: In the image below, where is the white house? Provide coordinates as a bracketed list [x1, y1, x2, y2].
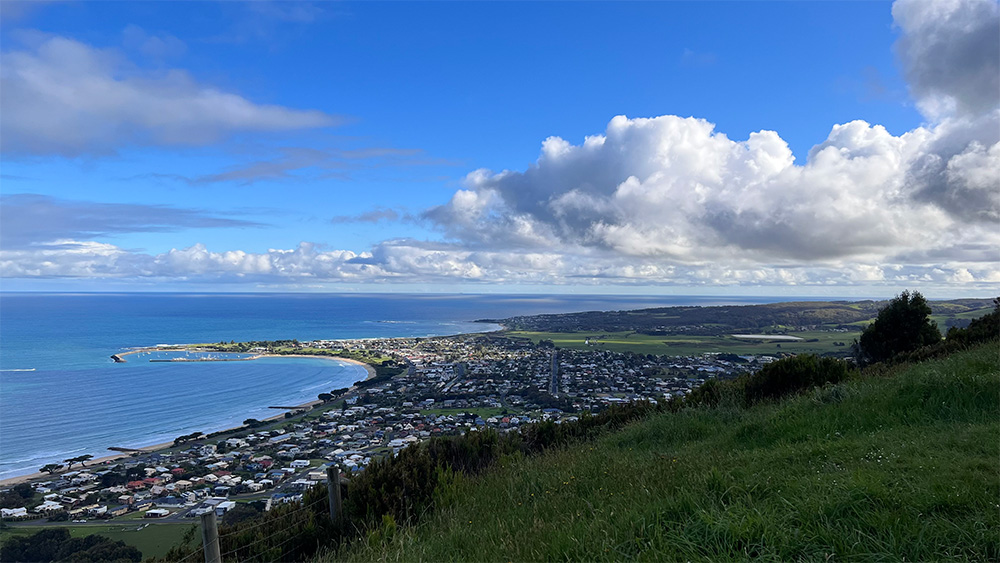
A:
[290, 460, 310, 469]
[34, 500, 64, 513]
[1, 507, 28, 519]
[215, 501, 236, 516]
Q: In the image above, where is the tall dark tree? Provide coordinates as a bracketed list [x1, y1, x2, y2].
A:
[854, 290, 941, 366]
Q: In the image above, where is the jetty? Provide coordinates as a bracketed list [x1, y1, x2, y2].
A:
[110, 354, 126, 363]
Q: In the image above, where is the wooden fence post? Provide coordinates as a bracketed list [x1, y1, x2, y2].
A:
[201, 510, 222, 563]
[326, 466, 343, 525]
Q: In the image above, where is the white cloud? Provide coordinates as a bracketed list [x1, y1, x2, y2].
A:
[892, 0, 999, 119]
[122, 25, 187, 60]
[0, 35, 338, 156]
[2, 238, 997, 291]
[428, 114, 991, 267]
[414, 0, 999, 282]
[1, 0, 998, 292]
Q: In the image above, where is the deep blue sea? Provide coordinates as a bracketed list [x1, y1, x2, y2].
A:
[0, 292, 790, 480]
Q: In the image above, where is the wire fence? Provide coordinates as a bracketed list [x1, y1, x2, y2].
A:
[204, 493, 330, 563]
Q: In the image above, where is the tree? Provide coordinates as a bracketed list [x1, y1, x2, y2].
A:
[854, 290, 941, 366]
[221, 502, 262, 526]
[0, 528, 141, 562]
[40, 463, 63, 475]
[13, 483, 33, 499]
[63, 455, 93, 470]
[318, 393, 333, 402]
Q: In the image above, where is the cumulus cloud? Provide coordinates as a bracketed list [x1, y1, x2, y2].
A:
[0, 35, 338, 156]
[0, 194, 266, 249]
[427, 115, 986, 265]
[419, 0, 999, 279]
[893, 0, 1000, 119]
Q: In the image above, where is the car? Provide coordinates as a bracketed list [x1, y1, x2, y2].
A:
[72, 519, 87, 523]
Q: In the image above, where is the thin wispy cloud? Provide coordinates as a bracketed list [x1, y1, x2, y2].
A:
[0, 194, 267, 249]
[331, 207, 403, 224]
[0, 34, 338, 156]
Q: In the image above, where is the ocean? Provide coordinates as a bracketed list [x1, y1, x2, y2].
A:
[0, 292, 786, 480]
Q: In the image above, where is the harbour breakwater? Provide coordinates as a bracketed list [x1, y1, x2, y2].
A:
[148, 355, 263, 362]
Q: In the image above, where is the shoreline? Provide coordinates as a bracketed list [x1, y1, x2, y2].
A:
[0, 354, 378, 487]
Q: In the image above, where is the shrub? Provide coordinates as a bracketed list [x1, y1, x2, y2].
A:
[743, 354, 851, 403]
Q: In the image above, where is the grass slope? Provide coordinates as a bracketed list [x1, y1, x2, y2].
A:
[336, 343, 999, 561]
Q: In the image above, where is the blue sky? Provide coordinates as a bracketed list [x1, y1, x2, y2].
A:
[1, 0, 998, 296]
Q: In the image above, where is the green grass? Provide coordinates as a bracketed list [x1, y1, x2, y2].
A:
[333, 342, 999, 561]
[0, 522, 196, 559]
[510, 329, 857, 356]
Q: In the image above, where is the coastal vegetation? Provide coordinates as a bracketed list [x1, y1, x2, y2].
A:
[136, 294, 998, 562]
[335, 341, 998, 561]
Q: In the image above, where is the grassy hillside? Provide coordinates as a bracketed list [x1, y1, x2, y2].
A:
[333, 342, 999, 561]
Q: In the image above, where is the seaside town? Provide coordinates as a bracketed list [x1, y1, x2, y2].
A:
[1, 334, 778, 524]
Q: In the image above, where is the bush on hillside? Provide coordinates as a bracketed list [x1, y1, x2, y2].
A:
[853, 290, 941, 366]
[345, 401, 662, 529]
[0, 528, 141, 562]
[946, 298, 999, 347]
[742, 354, 851, 403]
[891, 298, 1000, 364]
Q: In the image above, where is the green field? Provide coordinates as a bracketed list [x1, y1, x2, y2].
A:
[335, 342, 1000, 561]
[509, 329, 857, 356]
[0, 521, 196, 559]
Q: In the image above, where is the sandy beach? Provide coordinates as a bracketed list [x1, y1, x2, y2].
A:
[0, 353, 378, 487]
[261, 354, 378, 381]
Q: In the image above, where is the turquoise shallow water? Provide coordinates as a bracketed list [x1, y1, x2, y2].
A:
[0, 292, 785, 479]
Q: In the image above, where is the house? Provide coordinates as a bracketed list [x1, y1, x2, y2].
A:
[145, 508, 170, 518]
[1, 507, 28, 519]
[34, 500, 64, 513]
[108, 505, 129, 517]
[215, 501, 236, 516]
[290, 460, 310, 469]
